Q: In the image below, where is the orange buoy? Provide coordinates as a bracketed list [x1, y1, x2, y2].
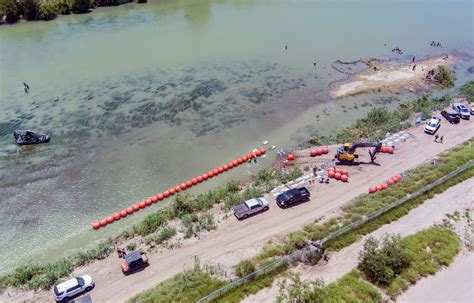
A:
[151, 196, 158, 203]
[93, 222, 101, 229]
[192, 178, 198, 184]
[218, 167, 224, 173]
[376, 185, 382, 191]
[126, 207, 134, 214]
[259, 148, 266, 154]
[174, 185, 181, 192]
[391, 177, 398, 184]
[157, 193, 164, 200]
[328, 170, 335, 178]
[310, 150, 317, 157]
[317, 148, 323, 155]
[100, 219, 107, 227]
[113, 213, 121, 220]
[387, 147, 394, 154]
[381, 183, 388, 190]
[328, 167, 335, 171]
[237, 158, 244, 164]
[287, 154, 295, 161]
[388, 179, 395, 185]
[255, 150, 262, 156]
[396, 175, 402, 181]
[120, 210, 127, 217]
[106, 216, 114, 224]
[242, 155, 248, 162]
[202, 173, 209, 180]
[341, 169, 348, 175]
[233, 160, 239, 166]
[132, 204, 140, 211]
[223, 164, 229, 171]
[247, 153, 254, 159]
[334, 168, 341, 173]
[380, 146, 387, 153]
[139, 201, 146, 209]
[169, 188, 176, 195]
[341, 174, 348, 182]
[145, 198, 152, 206]
[335, 172, 342, 180]
[213, 168, 220, 175]
[322, 147, 329, 154]
[369, 186, 377, 193]
[208, 171, 215, 177]
[228, 162, 234, 169]
[197, 176, 204, 182]
[180, 183, 187, 190]
[186, 180, 193, 187]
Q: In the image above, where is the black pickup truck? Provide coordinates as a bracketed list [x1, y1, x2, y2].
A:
[276, 187, 310, 208]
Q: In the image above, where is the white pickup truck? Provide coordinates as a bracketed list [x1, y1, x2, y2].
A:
[233, 198, 269, 220]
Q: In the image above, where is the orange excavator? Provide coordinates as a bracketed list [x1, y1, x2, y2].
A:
[335, 141, 382, 164]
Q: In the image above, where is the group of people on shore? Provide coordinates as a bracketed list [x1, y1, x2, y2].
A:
[430, 41, 442, 48]
[392, 47, 403, 55]
[425, 68, 436, 81]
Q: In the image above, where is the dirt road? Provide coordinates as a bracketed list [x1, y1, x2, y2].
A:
[243, 177, 473, 303]
[3, 118, 473, 303]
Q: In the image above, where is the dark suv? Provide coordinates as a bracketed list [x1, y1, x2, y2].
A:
[276, 187, 310, 208]
[440, 110, 460, 124]
[121, 251, 149, 275]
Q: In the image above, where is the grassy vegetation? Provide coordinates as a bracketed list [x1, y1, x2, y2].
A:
[434, 65, 455, 88]
[309, 94, 456, 145]
[275, 270, 382, 303]
[460, 80, 474, 102]
[235, 260, 256, 278]
[0, 238, 114, 291]
[385, 227, 460, 299]
[129, 269, 225, 303]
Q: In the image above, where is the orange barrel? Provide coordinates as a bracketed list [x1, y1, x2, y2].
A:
[107, 216, 114, 224]
[334, 172, 342, 180]
[132, 204, 140, 211]
[287, 154, 295, 161]
[186, 180, 193, 187]
[259, 148, 266, 154]
[369, 186, 377, 193]
[113, 213, 121, 220]
[381, 183, 388, 190]
[120, 210, 128, 217]
[145, 198, 152, 206]
[322, 147, 329, 154]
[202, 173, 209, 180]
[310, 150, 317, 157]
[233, 160, 239, 166]
[126, 207, 134, 214]
[92, 222, 101, 229]
[328, 170, 335, 178]
[376, 185, 382, 191]
[197, 176, 204, 182]
[180, 183, 187, 190]
[218, 167, 224, 173]
[139, 201, 146, 209]
[341, 174, 348, 182]
[100, 219, 107, 227]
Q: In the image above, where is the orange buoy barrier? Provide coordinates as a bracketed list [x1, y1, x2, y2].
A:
[369, 186, 377, 193]
[328, 170, 335, 178]
[341, 174, 348, 182]
[376, 185, 382, 191]
[388, 179, 395, 185]
[381, 183, 388, 190]
[287, 154, 295, 161]
[317, 148, 323, 155]
[310, 150, 317, 157]
[322, 147, 329, 154]
[93, 148, 267, 229]
[334, 172, 342, 180]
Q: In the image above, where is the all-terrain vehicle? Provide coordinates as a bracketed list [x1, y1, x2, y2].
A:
[121, 251, 149, 275]
[13, 130, 50, 146]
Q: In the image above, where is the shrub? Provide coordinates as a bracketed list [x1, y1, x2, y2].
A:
[38, 1, 57, 21]
[126, 242, 137, 251]
[17, 0, 38, 20]
[234, 260, 255, 278]
[133, 210, 171, 236]
[276, 272, 325, 303]
[460, 80, 474, 102]
[70, 0, 90, 13]
[5, 261, 41, 287]
[172, 193, 198, 217]
[435, 65, 455, 88]
[0, 0, 20, 23]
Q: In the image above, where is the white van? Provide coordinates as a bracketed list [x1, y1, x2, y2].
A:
[53, 275, 94, 302]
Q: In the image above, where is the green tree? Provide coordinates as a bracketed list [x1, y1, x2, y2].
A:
[0, 0, 20, 23]
[434, 65, 454, 88]
[53, 0, 70, 14]
[38, 1, 57, 21]
[277, 272, 325, 303]
[17, 0, 39, 20]
[70, 0, 90, 14]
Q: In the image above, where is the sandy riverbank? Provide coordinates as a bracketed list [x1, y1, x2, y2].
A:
[329, 55, 454, 99]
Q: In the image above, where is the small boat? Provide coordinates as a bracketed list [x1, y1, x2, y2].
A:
[13, 130, 50, 146]
[263, 140, 269, 145]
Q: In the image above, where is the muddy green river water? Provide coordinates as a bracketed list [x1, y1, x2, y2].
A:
[0, 0, 473, 273]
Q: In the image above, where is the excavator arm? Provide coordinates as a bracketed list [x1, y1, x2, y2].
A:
[336, 141, 382, 163]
